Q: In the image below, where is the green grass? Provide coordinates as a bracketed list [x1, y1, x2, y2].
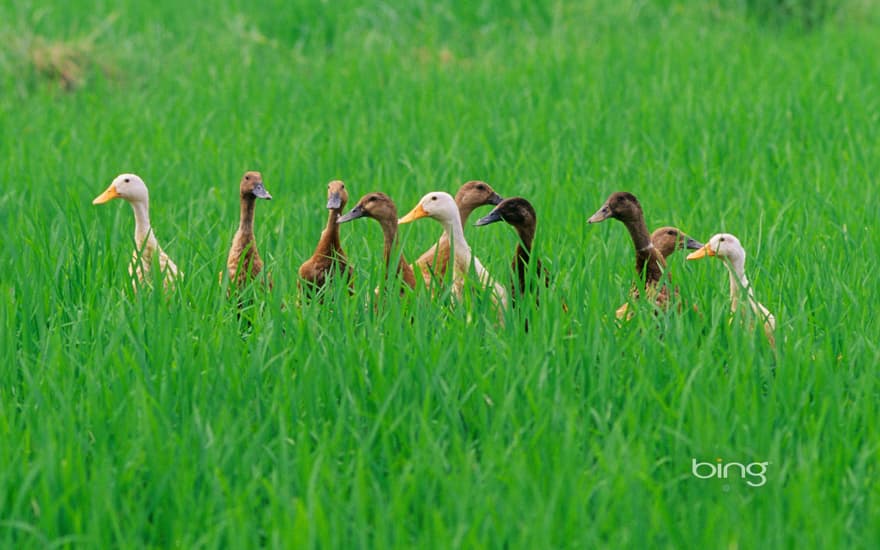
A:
[2, 0, 879, 547]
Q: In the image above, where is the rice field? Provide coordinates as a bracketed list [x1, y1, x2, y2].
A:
[1, 0, 879, 547]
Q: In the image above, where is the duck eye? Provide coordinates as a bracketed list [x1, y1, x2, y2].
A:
[477, 184, 486, 190]
[431, 196, 437, 201]
[719, 237, 725, 242]
[367, 196, 376, 202]
[124, 178, 130, 183]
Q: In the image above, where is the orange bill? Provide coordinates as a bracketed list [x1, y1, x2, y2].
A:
[92, 184, 121, 204]
[686, 243, 716, 260]
[398, 203, 428, 224]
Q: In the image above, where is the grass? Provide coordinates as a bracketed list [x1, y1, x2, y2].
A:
[1, 0, 879, 547]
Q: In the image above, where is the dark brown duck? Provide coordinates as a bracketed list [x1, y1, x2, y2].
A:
[475, 197, 548, 302]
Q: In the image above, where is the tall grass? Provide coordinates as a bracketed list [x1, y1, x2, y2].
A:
[1, 0, 879, 547]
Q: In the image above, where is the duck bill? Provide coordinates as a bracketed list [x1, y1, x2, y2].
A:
[337, 205, 364, 224]
[488, 192, 503, 205]
[587, 203, 611, 223]
[252, 183, 272, 200]
[92, 184, 121, 204]
[685, 237, 703, 250]
[475, 209, 503, 226]
[398, 203, 428, 224]
[686, 243, 715, 260]
[326, 192, 342, 210]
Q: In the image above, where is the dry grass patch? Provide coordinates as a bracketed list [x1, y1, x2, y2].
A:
[2, 13, 119, 92]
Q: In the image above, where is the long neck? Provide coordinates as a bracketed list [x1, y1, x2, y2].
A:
[457, 202, 477, 226]
[238, 195, 256, 238]
[724, 256, 750, 312]
[624, 216, 653, 251]
[514, 243, 531, 266]
[379, 217, 397, 270]
[319, 208, 342, 252]
[624, 216, 664, 284]
[514, 222, 534, 279]
[515, 222, 535, 254]
[130, 200, 155, 248]
[443, 214, 470, 255]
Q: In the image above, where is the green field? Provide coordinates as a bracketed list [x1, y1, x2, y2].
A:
[2, 0, 879, 547]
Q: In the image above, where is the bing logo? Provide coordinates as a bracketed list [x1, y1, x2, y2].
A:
[691, 458, 769, 487]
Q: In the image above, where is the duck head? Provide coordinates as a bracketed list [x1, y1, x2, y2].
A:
[240, 171, 272, 200]
[93, 173, 149, 205]
[398, 192, 459, 224]
[338, 192, 396, 224]
[475, 197, 536, 227]
[326, 180, 348, 210]
[687, 233, 745, 263]
[652, 226, 703, 257]
[455, 180, 503, 209]
[588, 191, 642, 224]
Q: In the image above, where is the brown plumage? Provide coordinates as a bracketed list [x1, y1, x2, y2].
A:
[588, 192, 675, 314]
[337, 192, 416, 293]
[475, 197, 548, 302]
[298, 180, 353, 294]
[615, 226, 704, 319]
[226, 171, 272, 289]
[651, 226, 703, 260]
[414, 180, 502, 289]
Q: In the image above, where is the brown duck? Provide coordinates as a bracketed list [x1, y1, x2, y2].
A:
[337, 192, 417, 293]
[651, 226, 703, 259]
[614, 225, 703, 318]
[475, 197, 549, 301]
[226, 171, 272, 289]
[414, 180, 502, 289]
[588, 192, 692, 315]
[298, 180, 353, 293]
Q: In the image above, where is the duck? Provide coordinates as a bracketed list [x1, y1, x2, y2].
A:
[226, 171, 272, 289]
[614, 226, 704, 319]
[414, 181, 502, 289]
[298, 180, 353, 294]
[474, 197, 549, 302]
[687, 233, 776, 347]
[92, 173, 181, 291]
[651, 227, 704, 260]
[399, 192, 508, 309]
[588, 192, 673, 312]
[337, 192, 417, 293]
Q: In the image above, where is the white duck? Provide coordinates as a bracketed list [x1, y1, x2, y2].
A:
[93, 173, 181, 291]
[399, 192, 508, 309]
[687, 233, 775, 347]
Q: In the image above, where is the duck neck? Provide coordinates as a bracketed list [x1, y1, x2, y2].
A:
[443, 214, 470, 257]
[457, 203, 476, 226]
[514, 223, 534, 270]
[238, 195, 256, 238]
[378, 217, 398, 270]
[624, 216, 653, 252]
[515, 223, 535, 257]
[130, 199, 156, 249]
[625, 217, 663, 283]
[320, 208, 342, 252]
[724, 256, 750, 311]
